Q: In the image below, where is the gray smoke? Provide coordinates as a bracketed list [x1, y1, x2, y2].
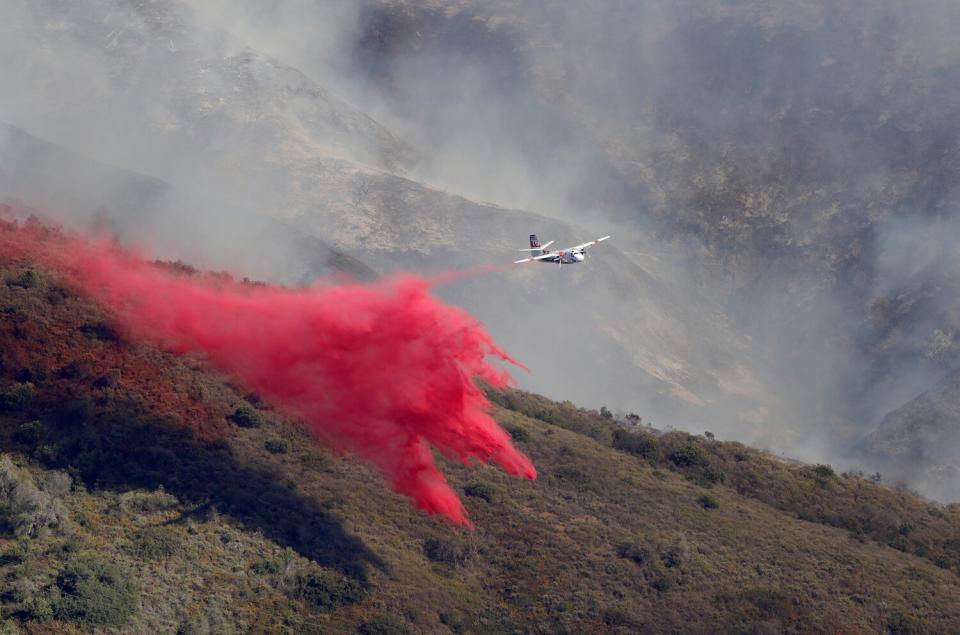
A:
[5, 0, 960, 498]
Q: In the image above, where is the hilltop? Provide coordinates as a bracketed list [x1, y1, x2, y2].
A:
[1, 242, 959, 633]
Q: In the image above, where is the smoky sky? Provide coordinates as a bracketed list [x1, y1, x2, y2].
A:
[5, 0, 960, 499]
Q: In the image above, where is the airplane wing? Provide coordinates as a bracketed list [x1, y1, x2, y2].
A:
[571, 235, 611, 251]
[514, 252, 560, 264]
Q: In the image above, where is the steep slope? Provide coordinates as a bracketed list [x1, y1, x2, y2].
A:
[1, 244, 960, 633]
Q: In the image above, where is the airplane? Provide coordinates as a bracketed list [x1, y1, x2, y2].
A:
[514, 234, 611, 266]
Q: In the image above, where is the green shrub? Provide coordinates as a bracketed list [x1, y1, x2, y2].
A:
[615, 541, 649, 565]
[359, 614, 413, 635]
[251, 558, 284, 575]
[264, 437, 291, 454]
[423, 537, 473, 567]
[0, 383, 35, 412]
[600, 406, 613, 419]
[698, 465, 726, 485]
[290, 569, 365, 611]
[554, 466, 591, 489]
[669, 443, 710, 468]
[119, 488, 179, 514]
[228, 405, 264, 428]
[697, 494, 719, 509]
[22, 593, 54, 622]
[129, 526, 180, 560]
[464, 482, 496, 503]
[813, 464, 835, 478]
[612, 429, 660, 461]
[54, 557, 138, 628]
[505, 424, 530, 443]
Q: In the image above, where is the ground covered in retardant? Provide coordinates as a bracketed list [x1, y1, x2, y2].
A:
[1, 251, 960, 633]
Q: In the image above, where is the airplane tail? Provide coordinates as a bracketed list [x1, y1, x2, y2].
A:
[518, 234, 550, 257]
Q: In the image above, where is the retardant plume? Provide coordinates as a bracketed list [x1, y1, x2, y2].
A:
[0, 217, 536, 525]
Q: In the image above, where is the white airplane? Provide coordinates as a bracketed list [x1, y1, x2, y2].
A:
[514, 234, 611, 266]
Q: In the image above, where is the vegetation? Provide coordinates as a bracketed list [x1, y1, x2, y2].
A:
[463, 481, 495, 503]
[54, 557, 139, 628]
[0, 255, 960, 632]
[228, 404, 264, 428]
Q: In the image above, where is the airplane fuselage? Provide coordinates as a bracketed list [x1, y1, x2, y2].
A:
[537, 250, 585, 264]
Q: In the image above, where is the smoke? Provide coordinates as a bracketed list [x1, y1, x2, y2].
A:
[6, 0, 960, 498]
[0, 218, 535, 525]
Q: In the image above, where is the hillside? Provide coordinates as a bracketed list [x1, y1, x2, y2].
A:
[2, 244, 960, 633]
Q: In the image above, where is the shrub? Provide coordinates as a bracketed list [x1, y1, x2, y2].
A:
[615, 541, 649, 565]
[423, 537, 473, 567]
[57, 398, 91, 427]
[228, 405, 264, 428]
[13, 420, 43, 446]
[888, 612, 923, 635]
[735, 588, 792, 619]
[698, 465, 726, 485]
[57, 360, 93, 381]
[464, 482, 496, 503]
[54, 557, 139, 628]
[359, 614, 413, 635]
[505, 424, 529, 442]
[612, 429, 660, 461]
[813, 464, 835, 478]
[14, 366, 46, 384]
[119, 488, 179, 514]
[554, 467, 591, 489]
[79, 321, 120, 341]
[600, 406, 614, 419]
[698, 494, 719, 509]
[264, 437, 291, 454]
[251, 558, 284, 575]
[669, 443, 710, 468]
[7, 269, 41, 289]
[289, 569, 365, 611]
[0, 457, 65, 537]
[21, 593, 55, 623]
[93, 370, 121, 389]
[129, 526, 181, 560]
[37, 470, 72, 497]
[0, 383, 35, 412]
